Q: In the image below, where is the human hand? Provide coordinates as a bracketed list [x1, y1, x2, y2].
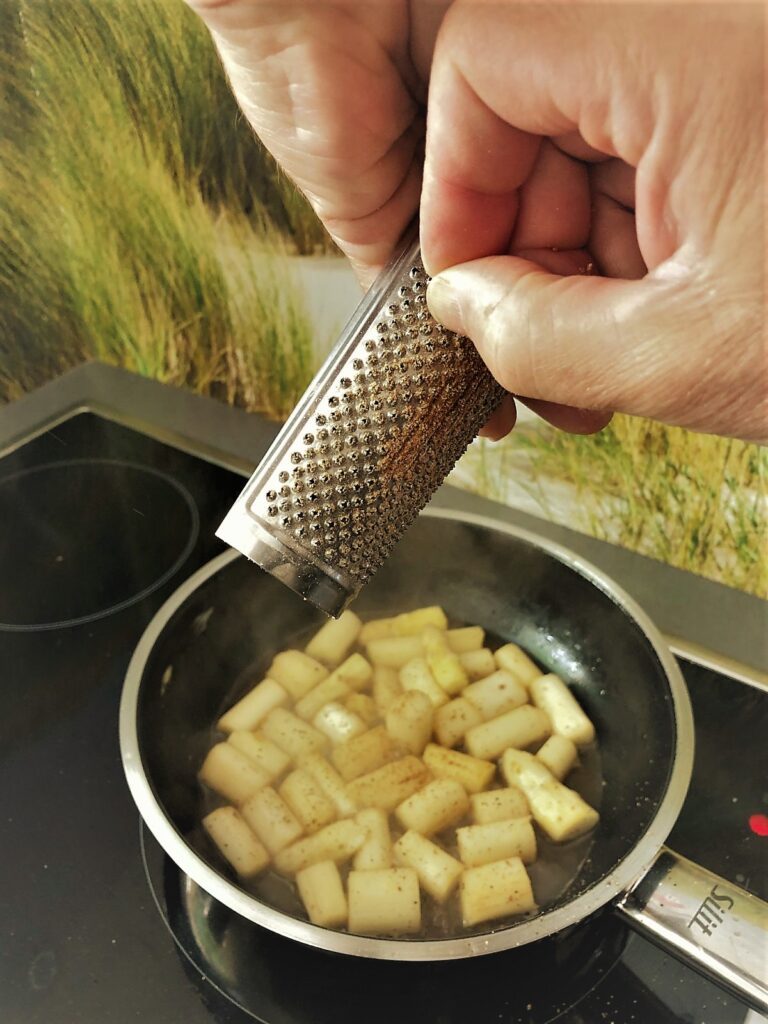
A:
[185, 0, 439, 286]
[185, 0, 606, 434]
[422, 2, 766, 442]
[187, 1, 765, 442]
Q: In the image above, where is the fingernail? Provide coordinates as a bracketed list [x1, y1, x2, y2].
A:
[426, 272, 465, 334]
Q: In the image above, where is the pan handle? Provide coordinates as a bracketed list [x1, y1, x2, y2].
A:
[615, 845, 768, 1013]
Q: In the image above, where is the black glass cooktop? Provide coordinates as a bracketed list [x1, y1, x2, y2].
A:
[1, 412, 765, 1024]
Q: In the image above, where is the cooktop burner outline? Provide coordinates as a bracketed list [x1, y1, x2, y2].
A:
[0, 456, 200, 632]
[0, 378, 764, 1024]
[140, 822, 630, 1024]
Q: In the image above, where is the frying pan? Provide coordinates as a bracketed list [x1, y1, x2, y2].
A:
[120, 509, 767, 1010]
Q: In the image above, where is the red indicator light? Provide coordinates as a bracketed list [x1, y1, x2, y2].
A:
[748, 813, 768, 837]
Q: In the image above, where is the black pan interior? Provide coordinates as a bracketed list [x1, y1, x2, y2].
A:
[136, 516, 677, 934]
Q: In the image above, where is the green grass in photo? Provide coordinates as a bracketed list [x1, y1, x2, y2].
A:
[1, 0, 764, 596]
[456, 417, 767, 597]
[0, 0, 332, 415]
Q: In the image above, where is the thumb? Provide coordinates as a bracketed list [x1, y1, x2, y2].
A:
[426, 255, 766, 442]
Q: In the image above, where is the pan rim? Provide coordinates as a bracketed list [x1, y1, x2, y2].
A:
[119, 507, 694, 960]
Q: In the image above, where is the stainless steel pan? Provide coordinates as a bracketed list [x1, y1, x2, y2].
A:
[119, 510, 767, 1011]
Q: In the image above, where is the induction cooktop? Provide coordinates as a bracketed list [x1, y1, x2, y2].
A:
[1, 367, 766, 1024]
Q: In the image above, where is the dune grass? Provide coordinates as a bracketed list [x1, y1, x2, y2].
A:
[1, 0, 763, 594]
[8, 0, 332, 250]
[0, 0, 331, 415]
[456, 417, 767, 597]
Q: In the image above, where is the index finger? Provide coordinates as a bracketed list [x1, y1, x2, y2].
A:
[420, 54, 541, 275]
[422, 0, 632, 276]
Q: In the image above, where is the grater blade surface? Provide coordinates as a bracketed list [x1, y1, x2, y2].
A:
[217, 236, 505, 615]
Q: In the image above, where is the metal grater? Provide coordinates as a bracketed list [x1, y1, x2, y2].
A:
[216, 232, 505, 616]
